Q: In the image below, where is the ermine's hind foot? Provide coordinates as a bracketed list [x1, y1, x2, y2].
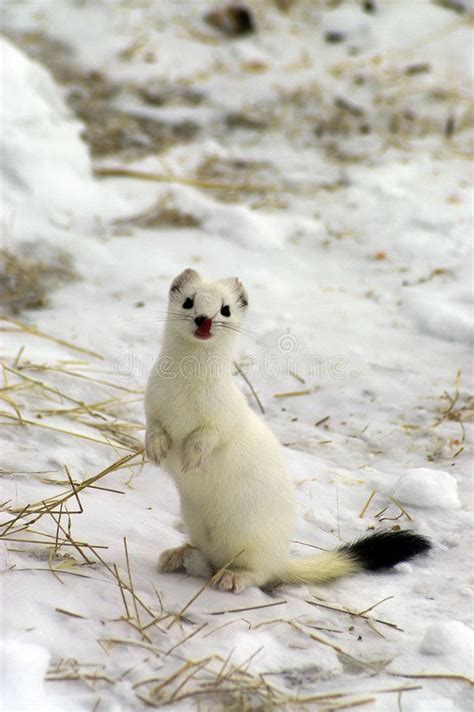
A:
[211, 568, 257, 594]
[158, 544, 192, 573]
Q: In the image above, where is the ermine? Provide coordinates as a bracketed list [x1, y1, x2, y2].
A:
[145, 269, 430, 593]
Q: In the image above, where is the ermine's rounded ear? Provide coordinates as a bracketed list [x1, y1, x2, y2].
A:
[222, 277, 248, 310]
[170, 268, 199, 296]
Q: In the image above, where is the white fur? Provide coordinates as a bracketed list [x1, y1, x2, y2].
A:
[145, 269, 355, 593]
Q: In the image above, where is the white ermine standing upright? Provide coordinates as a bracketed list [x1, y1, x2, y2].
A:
[145, 269, 430, 593]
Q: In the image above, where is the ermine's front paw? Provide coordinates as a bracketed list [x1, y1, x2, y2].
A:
[146, 429, 172, 466]
[181, 441, 205, 472]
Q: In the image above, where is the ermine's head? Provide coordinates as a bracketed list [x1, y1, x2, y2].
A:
[167, 268, 248, 346]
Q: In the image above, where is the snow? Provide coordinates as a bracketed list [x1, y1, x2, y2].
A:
[385, 620, 474, 703]
[0, 1, 473, 710]
[0, 639, 52, 712]
[0, 39, 92, 223]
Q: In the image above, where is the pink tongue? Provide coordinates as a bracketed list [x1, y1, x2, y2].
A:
[196, 318, 212, 337]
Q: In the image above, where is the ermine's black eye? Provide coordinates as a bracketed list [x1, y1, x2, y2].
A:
[183, 297, 194, 309]
[220, 305, 231, 317]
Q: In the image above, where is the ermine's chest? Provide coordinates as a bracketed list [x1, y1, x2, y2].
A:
[151, 373, 232, 441]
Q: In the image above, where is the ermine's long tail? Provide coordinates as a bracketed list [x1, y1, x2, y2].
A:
[281, 530, 431, 585]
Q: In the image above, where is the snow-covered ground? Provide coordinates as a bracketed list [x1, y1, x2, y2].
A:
[1, 1, 473, 710]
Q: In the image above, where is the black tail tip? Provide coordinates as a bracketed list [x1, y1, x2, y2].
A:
[340, 529, 431, 572]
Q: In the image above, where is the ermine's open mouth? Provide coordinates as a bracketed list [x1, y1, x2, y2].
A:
[194, 318, 213, 340]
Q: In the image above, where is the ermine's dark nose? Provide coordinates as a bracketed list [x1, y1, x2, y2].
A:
[194, 315, 207, 327]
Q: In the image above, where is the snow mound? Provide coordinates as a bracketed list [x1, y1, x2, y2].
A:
[393, 468, 461, 510]
[404, 289, 474, 346]
[0, 639, 51, 711]
[0, 38, 92, 221]
[420, 621, 474, 658]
